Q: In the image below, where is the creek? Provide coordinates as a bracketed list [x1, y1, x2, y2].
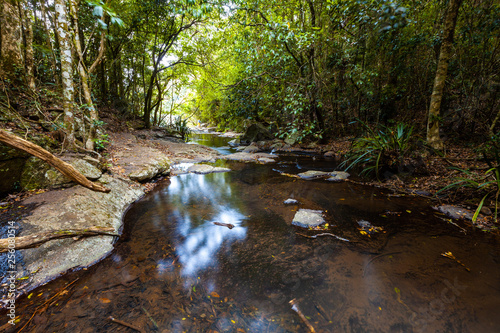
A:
[3, 133, 500, 332]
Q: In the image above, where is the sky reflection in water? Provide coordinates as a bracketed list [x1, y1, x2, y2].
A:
[165, 172, 246, 277]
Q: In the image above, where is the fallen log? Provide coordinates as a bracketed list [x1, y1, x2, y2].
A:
[213, 221, 235, 229]
[0, 227, 117, 252]
[0, 129, 110, 193]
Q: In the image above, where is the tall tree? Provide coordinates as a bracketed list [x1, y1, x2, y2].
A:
[426, 0, 463, 150]
[19, 0, 35, 90]
[54, 0, 75, 147]
[0, 0, 23, 82]
[68, 0, 107, 150]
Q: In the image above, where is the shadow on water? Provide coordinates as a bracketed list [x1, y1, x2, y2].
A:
[2, 134, 500, 333]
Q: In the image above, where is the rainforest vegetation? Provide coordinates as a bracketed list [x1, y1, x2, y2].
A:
[0, 0, 499, 201]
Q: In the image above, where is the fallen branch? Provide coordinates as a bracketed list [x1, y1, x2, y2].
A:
[18, 278, 79, 332]
[0, 227, 117, 252]
[213, 222, 235, 229]
[290, 299, 316, 333]
[298, 232, 349, 242]
[0, 129, 110, 193]
[109, 316, 146, 333]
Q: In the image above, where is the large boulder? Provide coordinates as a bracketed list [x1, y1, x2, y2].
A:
[240, 123, 274, 144]
[20, 157, 103, 190]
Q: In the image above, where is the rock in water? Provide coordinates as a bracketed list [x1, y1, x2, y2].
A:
[297, 170, 330, 180]
[284, 198, 299, 205]
[292, 209, 325, 228]
[187, 164, 231, 174]
[327, 171, 350, 182]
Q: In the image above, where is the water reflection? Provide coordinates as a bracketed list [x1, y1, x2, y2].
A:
[188, 133, 236, 155]
[166, 173, 247, 277]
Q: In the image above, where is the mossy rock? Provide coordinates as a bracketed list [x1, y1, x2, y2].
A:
[21, 157, 103, 190]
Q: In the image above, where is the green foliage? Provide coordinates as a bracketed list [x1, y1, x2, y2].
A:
[93, 133, 109, 151]
[438, 133, 500, 223]
[341, 121, 414, 179]
[171, 117, 191, 141]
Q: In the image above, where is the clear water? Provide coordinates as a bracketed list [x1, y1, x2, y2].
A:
[2, 135, 500, 333]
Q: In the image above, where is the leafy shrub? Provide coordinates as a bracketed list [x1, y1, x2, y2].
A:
[341, 121, 414, 179]
[172, 117, 191, 141]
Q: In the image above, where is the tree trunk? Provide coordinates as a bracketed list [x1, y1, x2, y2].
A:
[40, 1, 59, 86]
[55, 0, 76, 147]
[68, 0, 101, 151]
[19, 0, 35, 90]
[426, 0, 463, 150]
[0, 129, 110, 192]
[0, 0, 23, 82]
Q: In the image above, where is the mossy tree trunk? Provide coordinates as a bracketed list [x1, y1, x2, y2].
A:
[68, 0, 106, 151]
[0, 0, 23, 83]
[55, 0, 75, 147]
[426, 0, 463, 150]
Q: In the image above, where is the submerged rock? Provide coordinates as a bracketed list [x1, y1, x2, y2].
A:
[284, 198, 299, 205]
[187, 164, 231, 174]
[258, 157, 276, 164]
[292, 209, 325, 228]
[327, 171, 350, 182]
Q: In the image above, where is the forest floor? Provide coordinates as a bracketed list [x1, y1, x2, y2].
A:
[323, 137, 498, 231]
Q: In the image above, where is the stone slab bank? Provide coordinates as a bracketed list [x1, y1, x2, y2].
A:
[0, 130, 223, 303]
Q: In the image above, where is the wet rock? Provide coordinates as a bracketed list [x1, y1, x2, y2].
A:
[228, 138, 240, 146]
[223, 152, 277, 163]
[297, 170, 331, 180]
[258, 157, 276, 164]
[235, 146, 246, 152]
[327, 171, 350, 182]
[187, 164, 231, 174]
[435, 205, 477, 221]
[324, 151, 336, 158]
[240, 123, 274, 144]
[292, 209, 325, 228]
[357, 220, 383, 235]
[284, 198, 299, 205]
[242, 143, 260, 153]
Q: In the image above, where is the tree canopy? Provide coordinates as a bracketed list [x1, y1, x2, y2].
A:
[0, 0, 498, 146]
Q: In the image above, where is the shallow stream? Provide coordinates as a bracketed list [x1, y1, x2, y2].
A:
[3, 134, 500, 332]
